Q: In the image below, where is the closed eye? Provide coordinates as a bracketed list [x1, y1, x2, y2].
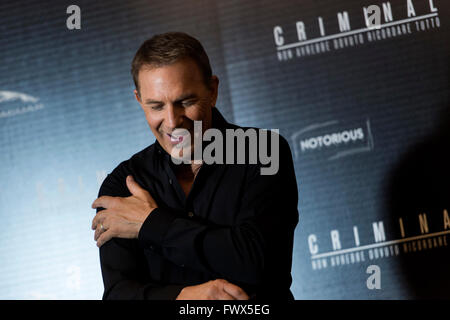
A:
[150, 104, 164, 111]
[181, 99, 197, 107]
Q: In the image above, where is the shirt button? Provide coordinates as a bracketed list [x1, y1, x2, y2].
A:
[181, 264, 185, 268]
[188, 211, 194, 218]
[149, 245, 154, 250]
[169, 178, 172, 185]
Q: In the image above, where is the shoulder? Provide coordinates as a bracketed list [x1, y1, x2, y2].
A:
[97, 143, 158, 197]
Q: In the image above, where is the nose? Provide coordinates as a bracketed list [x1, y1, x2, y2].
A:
[165, 104, 184, 131]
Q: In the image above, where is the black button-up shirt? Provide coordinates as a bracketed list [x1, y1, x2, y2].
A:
[96, 107, 299, 300]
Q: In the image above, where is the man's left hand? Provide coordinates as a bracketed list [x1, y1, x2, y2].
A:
[91, 175, 158, 247]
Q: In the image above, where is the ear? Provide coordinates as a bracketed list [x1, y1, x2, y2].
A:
[209, 75, 219, 107]
[134, 89, 142, 104]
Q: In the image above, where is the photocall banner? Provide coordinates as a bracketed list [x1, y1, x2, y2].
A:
[0, 0, 448, 299]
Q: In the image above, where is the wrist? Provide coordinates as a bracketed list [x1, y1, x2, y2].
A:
[135, 222, 143, 238]
[139, 206, 157, 223]
[176, 287, 187, 300]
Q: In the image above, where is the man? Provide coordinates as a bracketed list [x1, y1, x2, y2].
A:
[91, 32, 299, 300]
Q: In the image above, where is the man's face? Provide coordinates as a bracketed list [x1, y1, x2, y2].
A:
[135, 58, 218, 159]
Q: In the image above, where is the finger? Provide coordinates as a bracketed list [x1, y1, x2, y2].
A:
[91, 211, 107, 230]
[94, 217, 109, 240]
[97, 229, 114, 247]
[94, 224, 103, 241]
[94, 225, 99, 240]
[217, 289, 237, 300]
[223, 282, 249, 300]
[91, 196, 115, 209]
[126, 175, 151, 201]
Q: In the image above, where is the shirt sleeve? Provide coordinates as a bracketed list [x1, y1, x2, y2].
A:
[96, 164, 185, 300]
[137, 135, 299, 286]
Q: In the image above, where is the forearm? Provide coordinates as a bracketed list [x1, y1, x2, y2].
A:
[103, 279, 184, 300]
[138, 205, 297, 285]
[100, 237, 185, 300]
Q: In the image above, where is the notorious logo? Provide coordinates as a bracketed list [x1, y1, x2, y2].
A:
[290, 119, 374, 161]
[273, 0, 441, 61]
[308, 209, 450, 270]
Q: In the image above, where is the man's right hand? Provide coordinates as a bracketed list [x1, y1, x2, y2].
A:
[176, 279, 249, 300]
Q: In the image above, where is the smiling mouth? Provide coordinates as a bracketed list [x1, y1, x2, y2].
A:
[165, 129, 193, 146]
[166, 133, 184, 143]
